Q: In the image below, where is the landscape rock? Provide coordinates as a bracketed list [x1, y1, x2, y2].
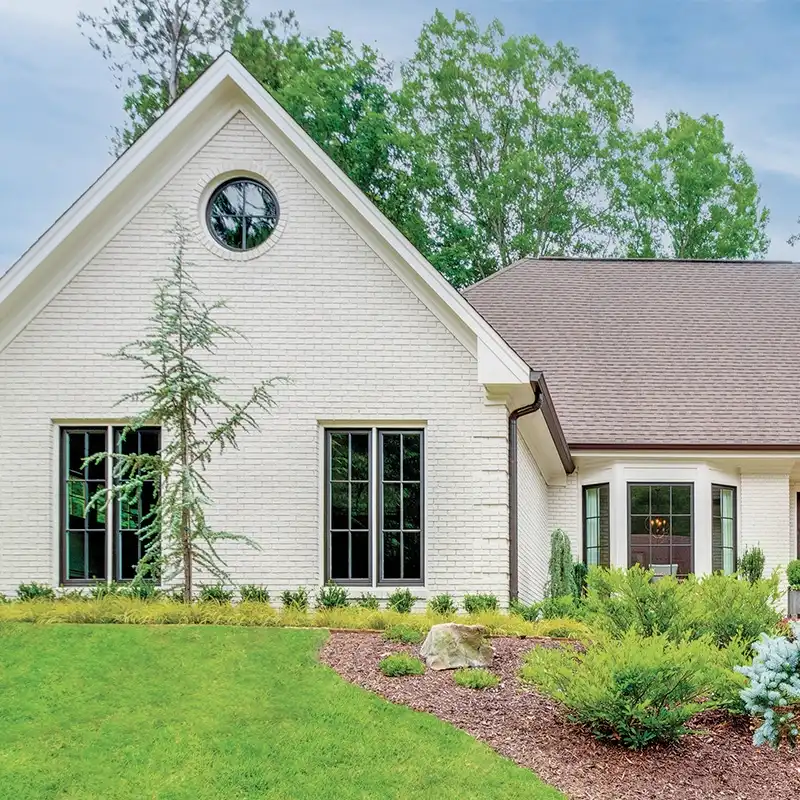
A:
[420, 623, 494, 670]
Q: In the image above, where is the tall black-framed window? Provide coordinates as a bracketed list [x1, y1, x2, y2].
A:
[60, 426, 160, 585]
[380, 431, 423, 584]
[114, 428, 161, 581]
[628, 483, 693, 578]
[324, 428, 425, 586]
[711, 485, 737, 575]
[583, 483, 610, 567]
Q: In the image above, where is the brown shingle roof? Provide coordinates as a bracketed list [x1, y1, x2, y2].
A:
[464, 257, 800, 448]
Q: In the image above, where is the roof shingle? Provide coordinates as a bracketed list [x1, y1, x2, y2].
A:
[464, 257, 800, 447]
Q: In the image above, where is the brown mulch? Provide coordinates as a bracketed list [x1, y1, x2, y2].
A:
[320, 632, 800, 800]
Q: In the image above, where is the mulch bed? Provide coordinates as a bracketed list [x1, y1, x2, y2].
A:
[320, 632, 800, 800]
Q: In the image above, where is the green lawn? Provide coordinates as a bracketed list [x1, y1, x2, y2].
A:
[0, 624, 562, 800]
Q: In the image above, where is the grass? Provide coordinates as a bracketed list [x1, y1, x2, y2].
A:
[0, 597, 593, 640]
[0, 624, 563, 799]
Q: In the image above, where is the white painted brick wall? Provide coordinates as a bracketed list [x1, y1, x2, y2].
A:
[0, 112, 514, 600]
[516, 433, 550, 604]
[549, 473, 580, 560]
[740, 473, 791, 580]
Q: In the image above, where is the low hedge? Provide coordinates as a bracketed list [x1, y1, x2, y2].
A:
[0, 596, 593, 639]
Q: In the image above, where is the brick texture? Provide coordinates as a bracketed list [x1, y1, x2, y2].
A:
[516, 434, 550, 604]
[740, 474, 792, 581]
[0, 112, 513, 599]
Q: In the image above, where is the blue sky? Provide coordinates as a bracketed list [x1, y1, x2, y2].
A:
[1, 0, 799, 271]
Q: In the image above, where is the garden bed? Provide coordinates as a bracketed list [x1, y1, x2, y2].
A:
[321, 632, 800, 800]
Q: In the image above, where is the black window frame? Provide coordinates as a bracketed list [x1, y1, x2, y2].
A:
[627, 482, 694, 578]
[60, 426, 160, 587]
[582, 483, 610, 567]
[323, 427, 425, 587]
[206, 177, 280, 252]
[378, 430, 425, 587]
[711, 484, 737, 576]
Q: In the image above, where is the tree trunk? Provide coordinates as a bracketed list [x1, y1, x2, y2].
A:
[168, 1, 181, 103]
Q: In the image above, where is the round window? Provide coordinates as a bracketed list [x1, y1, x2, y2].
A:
[206, 178, 279, 251]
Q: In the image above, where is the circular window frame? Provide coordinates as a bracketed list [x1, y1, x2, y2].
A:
[193, 164, 288, 262]
[206, 177, 280, 253]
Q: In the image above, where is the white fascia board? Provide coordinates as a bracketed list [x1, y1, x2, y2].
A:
[517, 409, 566, 487]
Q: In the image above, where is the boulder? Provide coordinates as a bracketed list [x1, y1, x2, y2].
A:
[419, 623, 494, 671]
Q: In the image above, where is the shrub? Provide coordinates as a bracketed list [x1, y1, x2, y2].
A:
[355, 593, 379, 610]
[521, 630, 720, 749]
[281, 587, 309, 612]
[427, 594, 457, 615]
[787, 560, 800, 590]
[545, 529, 576, 600]
[453, 668, 499, 689]
[387, 588, 414, 614]
[573, 562, 588, 598]
[737, 623, 800, 747]
[59, 589, 88, 601]
[463, 593, 498, 614]
[379, 653, 426, 677]
[240, 585, 270, 603]
[316, 583, 349, 610]
[198, 584, 234, 604]
[17, 583, 55, 602]
[739, 546, 766, 584]
[383, 625, 424, 644]
[89, 582, 123, 600]
[532, 618, 594, 640]
[120, 582, 162, 601]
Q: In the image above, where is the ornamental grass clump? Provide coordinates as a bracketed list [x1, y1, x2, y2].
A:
[281, 587, 309, 612]
[521, 630, 723, 749]
[379, 653, 425, 677]
[453, 668, 499, 689]
[737, 623, 800, 747]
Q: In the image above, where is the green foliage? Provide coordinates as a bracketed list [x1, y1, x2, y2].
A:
[387, 588, 415, 614]
[533, 618, 594, 640]
[584, 566, 781, 647]
[87, 218, 285, 601]
[89, 582, 123, 600]
[316, 583, 349, 610]
[463, 594, 499, 614]
[17, 583, 55, 602]
[787, 560, 800, 589]
[281, 588, 310, 612]
[453, 668, 499, 690]
[398, 10, 633, 285]
[0, 625, 561, 798]
[427, 594, 457, 615]
[737, 624, 800, 747]
[546, 529, 576, 600]
[198, 584, 234, 604]
[379, 653, 426, 677]
[739, 546, 766, 584]
[383, 625, 424, 644]
[511, 595, 584, 623]
[573, 562, 588, 599]
[240, 585, 270, 604]
[355, 593, 380, 610]
[614, 111, 769, 259]
[522, 631, 723, 748]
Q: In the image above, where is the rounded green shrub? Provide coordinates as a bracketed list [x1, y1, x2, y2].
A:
[355, 593, 380, 610]
[383, 625, 424, 644]
[427, 594, 457, 615]
[17, 583, 56, 602]
[281, 587, 309, 612]
[316, 583, 349, 610]
[453, 668, 499, 689]
[787, 560, 800, 590]
[379, 653, 425, 677]
[198, 584, 234, 604]
[240, 585, 270, 603]
[387, 588, 414, 614]
[463, 593, 498, 614]
[739, 547, 766, 584]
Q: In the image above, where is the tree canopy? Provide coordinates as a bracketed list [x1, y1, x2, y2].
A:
[79, 4, 772, 284]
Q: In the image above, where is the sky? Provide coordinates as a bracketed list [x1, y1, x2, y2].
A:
[1, 0, 800, 272]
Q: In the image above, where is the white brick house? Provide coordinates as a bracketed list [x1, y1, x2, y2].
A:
[0, 55, 797, 604]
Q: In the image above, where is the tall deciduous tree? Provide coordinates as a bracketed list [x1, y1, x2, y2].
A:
[613, 111, 769, 259]
[78, 0, 247, 152]
[397, 10, 634, 286]
[90, 217, 285, 601]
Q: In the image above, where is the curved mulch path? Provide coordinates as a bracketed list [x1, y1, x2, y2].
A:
[320, 632, 800, 800]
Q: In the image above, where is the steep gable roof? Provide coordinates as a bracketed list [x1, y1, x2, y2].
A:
[465, 257, 800, 448]
[0, 53, 528, 389]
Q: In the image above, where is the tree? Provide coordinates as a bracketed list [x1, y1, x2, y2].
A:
[397, 10, 634, 286]
[89, 216, 284, 601]
[545, 529, 576, 600]
[78, 0, 247, 152]
[614, 111, 769, 259]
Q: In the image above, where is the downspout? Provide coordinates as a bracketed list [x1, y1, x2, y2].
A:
[508, 376, 543, 603]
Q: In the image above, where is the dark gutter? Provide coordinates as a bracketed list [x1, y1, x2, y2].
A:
[531, 371, 575, 475]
